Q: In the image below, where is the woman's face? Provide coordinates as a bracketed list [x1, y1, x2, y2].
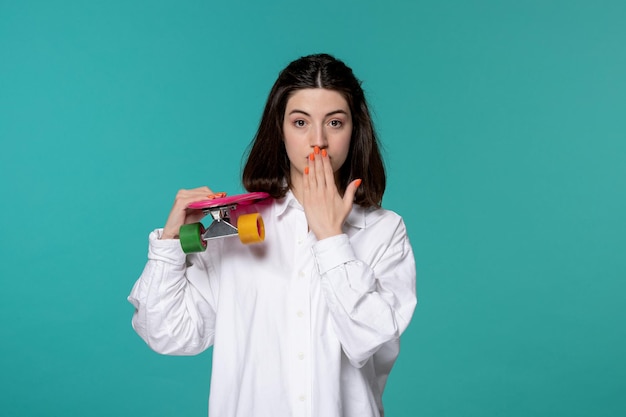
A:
[282, 88, 353, 179]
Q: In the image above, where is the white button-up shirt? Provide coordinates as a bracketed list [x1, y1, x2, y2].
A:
[128, 191, 417, 417]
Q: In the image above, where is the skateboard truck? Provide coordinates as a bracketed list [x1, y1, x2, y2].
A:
[202, 204, 240, 240]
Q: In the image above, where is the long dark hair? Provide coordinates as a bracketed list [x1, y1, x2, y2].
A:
[242, 53, 386, 208]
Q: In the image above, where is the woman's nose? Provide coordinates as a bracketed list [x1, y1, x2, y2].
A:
[309, 126, 328, 148]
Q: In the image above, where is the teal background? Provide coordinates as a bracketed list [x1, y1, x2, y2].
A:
[1, 0, 624, 416]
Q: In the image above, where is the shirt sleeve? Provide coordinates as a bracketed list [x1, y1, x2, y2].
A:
[127, 229, 218, 355]
[312, 217, 417, 368]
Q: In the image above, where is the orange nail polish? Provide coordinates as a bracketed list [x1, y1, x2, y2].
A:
[314, 146, 320, 155]
[309, 153, 315, 161]
[355, 179, 362, 188]
[304, 167, 309, 175]
[321, 149, 327, 157]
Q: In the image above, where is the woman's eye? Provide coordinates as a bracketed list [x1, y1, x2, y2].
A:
[294, 120, 306, 127]
[329, 120, 343, 128]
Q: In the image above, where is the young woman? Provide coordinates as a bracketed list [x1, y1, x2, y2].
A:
[128, 53, 417, 417]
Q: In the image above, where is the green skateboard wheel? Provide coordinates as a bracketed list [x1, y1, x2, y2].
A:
[179, 223, 207, 253]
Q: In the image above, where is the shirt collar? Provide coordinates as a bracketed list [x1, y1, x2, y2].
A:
[275, 189, 366, 229]
[275, 189, 301, 218]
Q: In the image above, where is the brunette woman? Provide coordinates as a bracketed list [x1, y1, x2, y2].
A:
[129, 53, 417, 417]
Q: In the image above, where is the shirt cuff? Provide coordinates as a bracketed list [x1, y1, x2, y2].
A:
[312, 234, 357, 274]
[147, 229, 186, 265]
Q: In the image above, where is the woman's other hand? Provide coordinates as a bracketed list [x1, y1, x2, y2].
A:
[302, 147, 361, 240]
[161, 187, 219, 239]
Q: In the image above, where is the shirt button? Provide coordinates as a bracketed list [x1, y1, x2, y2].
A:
[298, 352, 305, 360]
[298, 271, 305, 278]
[299, 395, 306, 402]
[296, 310, 304, 318]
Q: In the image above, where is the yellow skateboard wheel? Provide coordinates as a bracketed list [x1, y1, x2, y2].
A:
[237, 213, 265, 244]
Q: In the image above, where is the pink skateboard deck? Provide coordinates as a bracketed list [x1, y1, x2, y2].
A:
[188, 192, 270, 211]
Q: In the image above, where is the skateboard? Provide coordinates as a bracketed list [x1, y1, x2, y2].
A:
[179, 191, 270, 253]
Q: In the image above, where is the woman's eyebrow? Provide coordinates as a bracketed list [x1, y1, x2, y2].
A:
[288, 109, 349, 117]
[325, 109, 349, 117]
[288, 109, 311, 116]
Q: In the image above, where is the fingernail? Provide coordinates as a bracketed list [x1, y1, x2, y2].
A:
[314, 146, 320, 155]
[321, 149, 327, 157]
[304, 167, 309, 175]
[309, 153, 315, 161]
[355, 179, 362, 188]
